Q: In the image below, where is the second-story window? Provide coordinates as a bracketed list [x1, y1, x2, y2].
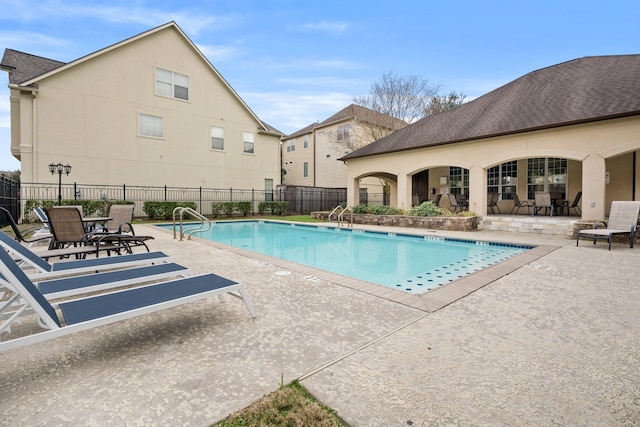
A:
[138, 113, 163, 138]
[337, 125, 350, 141]
[243, 132, 255, 154]
[303, 135, 309, 148]
[211, 126, 224, 150]
[303, 161, 309, 178]
[156, 68, 189, 101]
[287, 139, 296, 152]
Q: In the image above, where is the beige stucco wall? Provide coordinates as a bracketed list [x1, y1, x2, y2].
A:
[282, 132, 314, 186]
[14, 26, 280, 191]
[346, 116, 640, 220]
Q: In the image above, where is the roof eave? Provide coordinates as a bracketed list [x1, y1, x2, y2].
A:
[340, 111, 640, 161]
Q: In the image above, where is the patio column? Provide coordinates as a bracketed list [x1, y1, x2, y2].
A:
[396, 173, 412, 210]
[581, 154, 606, 220]
[347, 177, 360, 207]
[468, 165, 487, 216]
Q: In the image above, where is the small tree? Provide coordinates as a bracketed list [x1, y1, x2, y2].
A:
[424, 91, 467, 116]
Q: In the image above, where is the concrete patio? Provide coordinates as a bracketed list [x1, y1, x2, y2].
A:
[0, 222, 638, 426]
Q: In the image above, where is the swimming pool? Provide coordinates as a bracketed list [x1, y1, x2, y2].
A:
[165, 221, 532, 295]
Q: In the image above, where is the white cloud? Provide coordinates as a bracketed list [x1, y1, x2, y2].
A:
[197, 43, 238, 62]
[243, 91, 354, 134]
[293, 21, 349, 35]
[0, 31, 69, 50]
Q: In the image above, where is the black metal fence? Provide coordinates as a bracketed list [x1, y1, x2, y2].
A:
[0, 175, 20, 228]
[16, 182, 385, 221]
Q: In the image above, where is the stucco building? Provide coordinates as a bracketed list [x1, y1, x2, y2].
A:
[281, 104, 405, 199]
[341, 55, 640, 221]
[1, 22, 282, 194]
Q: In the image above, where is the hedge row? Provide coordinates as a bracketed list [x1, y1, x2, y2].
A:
[257, 201, 287, 215]
[142, 201, 198, 220]
[23, 200, 134, 222]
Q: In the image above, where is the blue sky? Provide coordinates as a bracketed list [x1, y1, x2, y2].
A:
[1, 0, 639, 171]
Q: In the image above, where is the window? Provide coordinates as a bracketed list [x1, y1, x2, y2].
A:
[527, 158, 567, 199]
[303, 161, 309, 178]
[449, 166, 469, 195]
[487, 161, 518, 200]
[138, 113, 163, 138]
[156, 68, 189, 101]
[287, 139, 296, 152]
[337, 125, 350, 141]
[303, 135, 309, 149]
[265, 178, 273, 201]
[243, 132, 255, 154]
[211, 126, 224, 150]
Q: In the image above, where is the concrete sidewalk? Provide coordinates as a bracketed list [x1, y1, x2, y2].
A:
[1, 224, 638, 426]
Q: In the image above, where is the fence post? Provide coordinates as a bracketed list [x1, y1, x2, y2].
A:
[73, 182, 77, 200]
[164, 185, 167, 201]
[123, 183, 126, 201]
[251, 188, 255, 215]
[229, 187, 233, 202]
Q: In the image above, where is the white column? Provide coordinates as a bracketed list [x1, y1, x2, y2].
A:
[581, 154, 606, 220]
[468, 165, 487, 216]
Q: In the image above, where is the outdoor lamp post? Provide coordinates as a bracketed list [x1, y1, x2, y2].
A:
[48, 163, 72, 205]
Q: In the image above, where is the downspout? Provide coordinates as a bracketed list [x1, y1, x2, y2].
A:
[31, 90, 37, 183]
[633, 151, 637, 201]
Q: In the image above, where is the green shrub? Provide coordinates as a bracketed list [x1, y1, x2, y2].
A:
[237, 201, 252, 216]
[351, 204, 403, 215]
[408, 201, 443, 217]
[211, 202, 222, 218]
[143, 201, 197, 219]
[258, 201, 287, 216]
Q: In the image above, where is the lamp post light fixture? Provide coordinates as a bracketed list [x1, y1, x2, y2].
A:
[48, 163, 72, 206]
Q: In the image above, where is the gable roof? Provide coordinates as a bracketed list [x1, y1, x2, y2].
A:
[0, 49, 64, 85]
[0, 21, 275, 133]
[341, 55, 640, 160]
[282, 103, 407, 142]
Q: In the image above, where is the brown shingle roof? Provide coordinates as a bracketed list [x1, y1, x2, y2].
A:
[341, 55, 640, 160]
[0, 49, 65, 85]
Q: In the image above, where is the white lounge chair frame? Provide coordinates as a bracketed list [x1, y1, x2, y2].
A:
[0, 230, 171, 280]
[576, 201, 640, 250]
[0, 249, 256, 352]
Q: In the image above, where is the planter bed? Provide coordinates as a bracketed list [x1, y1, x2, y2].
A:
[310, 212, 478, 232]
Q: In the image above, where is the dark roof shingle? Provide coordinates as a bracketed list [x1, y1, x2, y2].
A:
[342, 55, 640, 160]
[0, 49, 65, 85]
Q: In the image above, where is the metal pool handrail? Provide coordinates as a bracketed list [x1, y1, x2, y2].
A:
[172, 207, 212, 240]
[338, 206, 353, 227]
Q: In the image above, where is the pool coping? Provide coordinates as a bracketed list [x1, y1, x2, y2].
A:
[161, 221, 559, 313]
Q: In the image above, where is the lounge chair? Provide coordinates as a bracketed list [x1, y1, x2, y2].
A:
[99, 204, 136, 233]
[487, 192, 501, 214]
[3, 262, 193, 301]
[0, 207, 51, 247]
[577, 201, 640, 250]
[0, 248, 256, 352]
[557, 191, 582, 216]
[510, 193, 534, 215]
[45, 207, 153, 255]
[0, 230, 171, 281]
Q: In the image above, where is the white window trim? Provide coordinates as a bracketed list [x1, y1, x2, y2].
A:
[211, 126, 224, 151]
[138, 112, 164, 139]
[243, 132, 255, 154]
[155, 67, 189, 101]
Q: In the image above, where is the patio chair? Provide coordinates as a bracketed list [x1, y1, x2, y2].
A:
[45, 207, 153, 255]
[0, 248, 256, 352]
[557, 191, 582, 216]
[510, 193, 534, 215]
[533, 192, 555, 216]
[576, 201, 640, 250]
[447, 193, 468, 213]
[0, 207, 51, 247]
[0, 229, 171, 281]
[32, 207, 52, 239]
[487, 192, 501, 214]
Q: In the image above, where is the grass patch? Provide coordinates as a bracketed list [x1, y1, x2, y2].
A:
[213, 380, 346, 427]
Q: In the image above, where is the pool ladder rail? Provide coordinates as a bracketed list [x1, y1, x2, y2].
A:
[328, 205, 353, 227]
[172, 207, 212, 240]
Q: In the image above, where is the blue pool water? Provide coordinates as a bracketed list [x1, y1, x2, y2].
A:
[165, 221, 532, 295]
